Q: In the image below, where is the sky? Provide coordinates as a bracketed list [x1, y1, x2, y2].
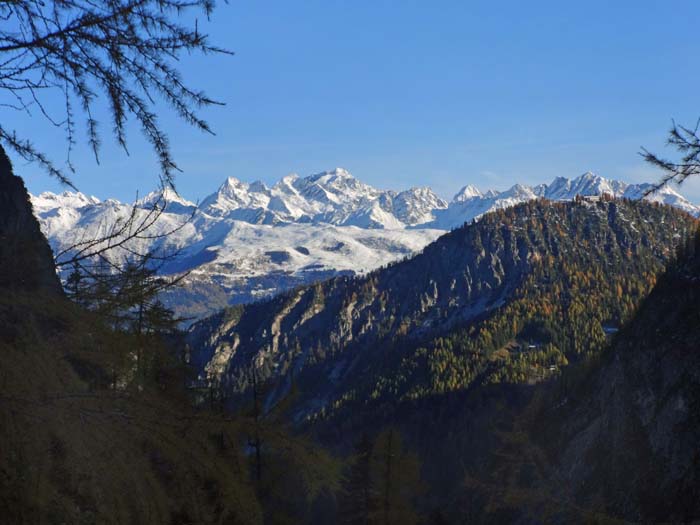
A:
[10, 0, 700, 203]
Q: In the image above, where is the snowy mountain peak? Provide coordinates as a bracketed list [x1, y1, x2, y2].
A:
[274, 174, 301, 195]
[503, 183, 537, 199]
[32, 190, 100, 210]
[393, 187, 448, 226]
[545, 176, 571, 197]
[623, 183, 698, 215]
[398, 186, 446, 203]
[136, 186, 195, 212]
[572, 171, 617, 194]
[199, 175, 272, 217]
[328, 167, 353, 178]
[223, 175, 243, 188]
[551, 172, 626, 200]
[281, 173, 299, 183]
[453, 184, 483, 202]
[307, 167, 354, 184]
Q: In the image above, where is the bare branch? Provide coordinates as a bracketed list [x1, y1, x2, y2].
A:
[0, 0, 231, 187]
[641, 118, 700, 195]
[54, 190, 194, 267]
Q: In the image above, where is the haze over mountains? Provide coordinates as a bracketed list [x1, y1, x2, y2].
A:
[31, 168, 700, 319]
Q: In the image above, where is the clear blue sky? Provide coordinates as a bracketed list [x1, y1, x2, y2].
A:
[12, 0, 700, 203]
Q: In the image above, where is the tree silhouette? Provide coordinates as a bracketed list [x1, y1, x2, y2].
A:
[340, 434, 373, 525]
[369, 428, 423, 525]
[642, 118, 700, 193]
[0, 0, 230, 189]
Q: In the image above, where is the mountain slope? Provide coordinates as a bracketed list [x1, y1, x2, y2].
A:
[458, 230, 700, 523]
[186, 199, 697, 422]
[0, 150, 62, 294]
[1, 154, 265, 524]
[537, 233, 700, 522]
[32, 169, 700, 321]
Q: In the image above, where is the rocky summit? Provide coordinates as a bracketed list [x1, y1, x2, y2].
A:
[31, 168, 699, 320]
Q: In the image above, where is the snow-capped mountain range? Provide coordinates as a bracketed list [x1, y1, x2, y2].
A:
[30, 168, 699, 320]
[194, 168, 449, 229]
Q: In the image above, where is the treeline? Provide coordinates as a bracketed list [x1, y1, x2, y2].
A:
[1, 282, 434, 523]
[315, 199, 696, 419]
[447, 225, 700, 523]
[1, 253, 342, 523]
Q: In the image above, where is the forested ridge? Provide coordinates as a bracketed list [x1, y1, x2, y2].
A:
[449, 228, 700, 523]
[188, 198, 697, 426]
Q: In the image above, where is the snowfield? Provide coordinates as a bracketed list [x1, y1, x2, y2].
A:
[31, 168, 700, 320]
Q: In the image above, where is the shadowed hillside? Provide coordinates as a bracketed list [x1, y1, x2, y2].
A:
[0, 151, 267, 523]
[441, 231, 700, 523]
[0, 150, 62, 294]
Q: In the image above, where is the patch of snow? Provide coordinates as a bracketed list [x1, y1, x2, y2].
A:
[31, 168, 700, 320]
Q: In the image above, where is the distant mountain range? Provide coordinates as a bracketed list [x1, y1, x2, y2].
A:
[31, 169, 700, 319]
